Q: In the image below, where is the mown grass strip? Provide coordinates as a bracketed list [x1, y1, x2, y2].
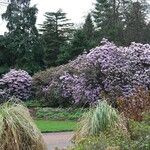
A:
[35, 120, 76, 133]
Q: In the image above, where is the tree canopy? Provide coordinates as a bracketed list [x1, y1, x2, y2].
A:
[1, 0, 44, 74]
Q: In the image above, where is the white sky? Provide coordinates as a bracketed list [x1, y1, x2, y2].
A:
[0, 0, 95, 35]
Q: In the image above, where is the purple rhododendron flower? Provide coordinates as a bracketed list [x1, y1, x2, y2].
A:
[0, 69, 32, 101]
[39, 39, 150, 105]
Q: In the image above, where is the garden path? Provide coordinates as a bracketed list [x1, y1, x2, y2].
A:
[43, 132, 74, 150]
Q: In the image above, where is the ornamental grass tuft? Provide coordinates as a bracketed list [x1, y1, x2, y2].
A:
[74, 100, 127, 142]
[0, 98, 47, 150]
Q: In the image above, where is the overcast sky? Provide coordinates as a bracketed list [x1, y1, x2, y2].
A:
[0, 0, 95, 35]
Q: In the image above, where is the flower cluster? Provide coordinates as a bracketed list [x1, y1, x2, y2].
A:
[0, 69, 32, 101]
[33, 39, 150, 105]
[60, 73, 101, 104]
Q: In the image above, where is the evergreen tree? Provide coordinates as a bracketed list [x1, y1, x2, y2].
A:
[57, 29, 88, 65]
[144, 22, 150, 43]
[57, 14, 97, 65]
[1, 0, 44, 74]
[83, 13, 100, 48]
[0, 35, 10, 76]
[40, 9, 74, 66]
[70, 29, 89, 57]
[93, 0, 124, 44]
[83, 13, 94, 40]
[124, 0, 150, 44]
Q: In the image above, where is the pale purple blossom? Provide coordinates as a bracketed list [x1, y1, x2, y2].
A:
[38, 39, 150, 105]
[0, 69, 32, 101]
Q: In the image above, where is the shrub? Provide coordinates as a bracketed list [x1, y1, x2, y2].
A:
[72, 116, 150, 150]
[117, 88, 150, 121]
[72, 131, 130, 150]
[33, 39, 150, 106]
[0, 99, 46, 150]
[72, 135, 108, 150]
[33, 65, 74, 107]
[0, 69, 32, 101]
[128, 119, 150, 140]
[143, 112, 150, 125]
[34, 107, 85, 121]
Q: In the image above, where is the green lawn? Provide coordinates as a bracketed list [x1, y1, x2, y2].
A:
[35, 120, 76, 132]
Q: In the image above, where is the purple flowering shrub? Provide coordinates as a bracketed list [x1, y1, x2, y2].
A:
[33, 39, 150, 106]
[33, 65, 74, 106]
[60, 73, 101, 104]
[0, 69, 32, 101]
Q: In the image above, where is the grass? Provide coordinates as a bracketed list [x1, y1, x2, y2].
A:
[74, 100, 125, 142]
[35, 120, 77, 132]
[0, 99, 46, 150]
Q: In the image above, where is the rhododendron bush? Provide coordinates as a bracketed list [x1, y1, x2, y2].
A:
[33, 39, 150, 106]
[0, 69, 32, 101]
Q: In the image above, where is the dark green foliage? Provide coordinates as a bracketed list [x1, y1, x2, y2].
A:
[33, 107, 85, 121]
[0, 66, 9, 77]
[40, 9, 74, 66]
[57, 29, 89, 64]
[83, 14, 94, 41]
[69, 29, 89, 57]
[0, 0, 150, 72]
[58, 14, 97, 64]
[1, 0, 45, 74]
[0, 36, 10, 76]
[25, 100, 47, 108]
[93, 0, 124, 45]
[56, 42, 72, 64]
[124, 1, 150, 44]
[92, 0, 150, 45]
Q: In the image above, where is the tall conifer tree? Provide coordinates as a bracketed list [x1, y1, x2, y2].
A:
[2, 0, 44, 74]
[40, 9, 74, 66]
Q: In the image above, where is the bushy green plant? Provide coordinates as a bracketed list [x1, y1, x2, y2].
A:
[72, 103, 150, 150]
[129, 120, 150, 140]
[143, 112, 150, 125]
[72, 135, 108, 150]
[72, 121, 150, 150]
[74, 100, 125, 141]
[91, 101, 120, 134]
[34, 107, 85, 121]
[25, 100, 46, 108]
[72, 130, 130, 150]
[0, 98, 46, 150]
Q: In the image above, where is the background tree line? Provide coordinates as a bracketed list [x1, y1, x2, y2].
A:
[0, 0, 150, 75]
